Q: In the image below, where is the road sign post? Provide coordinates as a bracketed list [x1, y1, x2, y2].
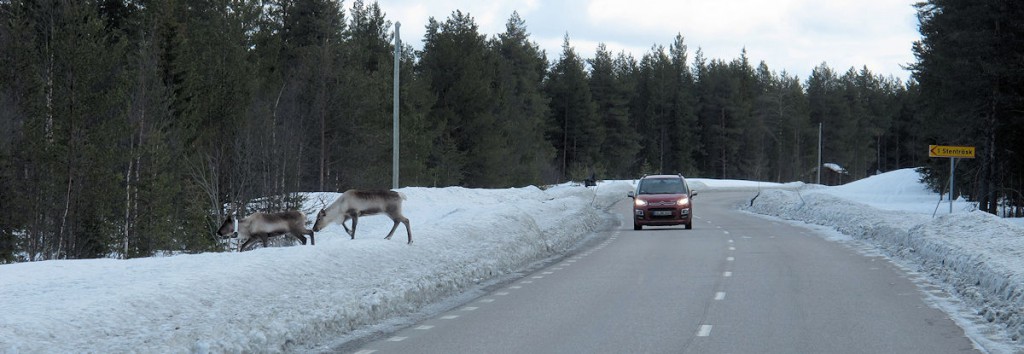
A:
[928, 145, 976, 214]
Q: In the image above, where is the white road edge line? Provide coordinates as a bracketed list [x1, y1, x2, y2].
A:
[697, 325, 713, 337]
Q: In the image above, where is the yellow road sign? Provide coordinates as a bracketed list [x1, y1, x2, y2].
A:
[929, 145, 975, 158]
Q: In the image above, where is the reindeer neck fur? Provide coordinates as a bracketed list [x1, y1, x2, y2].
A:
[321, 197, 347, 225]
[235, 215, 258, 236]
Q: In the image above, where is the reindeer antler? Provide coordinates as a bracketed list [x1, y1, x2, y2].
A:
[317, 194, 329, 210]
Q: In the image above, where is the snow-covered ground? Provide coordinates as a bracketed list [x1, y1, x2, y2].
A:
[1, 169, 1022, 353]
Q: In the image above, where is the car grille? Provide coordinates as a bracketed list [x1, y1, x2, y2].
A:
[648, 201, 676, 207]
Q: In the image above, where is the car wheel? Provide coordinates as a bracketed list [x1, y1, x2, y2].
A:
[685, 223, 692, 230]
[633, 223, 642, 230]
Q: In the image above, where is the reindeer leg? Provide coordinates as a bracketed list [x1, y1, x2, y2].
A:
[306, 230, 315, 246]
[349, 214, 358, 240]
[385, 219, 399, 240]
[402, 217, 412, 245]
[341, 214, 354, 238]
[260, 233, 269, 248]
[293, 232, 307, 245]
[239, 237, 256, 252]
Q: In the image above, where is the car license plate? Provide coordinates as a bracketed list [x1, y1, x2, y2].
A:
[652, 210, 673, 216]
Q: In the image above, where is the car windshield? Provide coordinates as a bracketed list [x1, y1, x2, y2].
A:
[638, 178, 687, 195]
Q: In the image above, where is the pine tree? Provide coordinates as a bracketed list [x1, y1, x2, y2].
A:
[491, 12, 555, 186]
[545, 35, 600, 182]
[694, 58, 745, 179]
[806, 63, 851, 184]
[335, 0, 394, 189]
[667, 35, 699, 175]
[279, 0, 346, 191]
[589, 44, 639, 179]
[417, 11, 500, 187]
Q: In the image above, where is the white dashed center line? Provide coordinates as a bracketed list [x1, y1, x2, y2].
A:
[387, 336, 407, 342]
[416, 325, 434, 330]
[723, 271, 732, 277]
[697, 325, 713, 337]
[441, 315, 459, 320]
[715, 292, 726, 300]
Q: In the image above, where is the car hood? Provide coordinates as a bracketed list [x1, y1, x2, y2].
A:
[636, 194, 690, 203]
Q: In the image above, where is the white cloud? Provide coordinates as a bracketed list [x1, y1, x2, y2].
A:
[355, 0, 920, 79]
[585, 0, 797, 37]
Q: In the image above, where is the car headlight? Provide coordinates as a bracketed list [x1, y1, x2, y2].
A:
[677, 197, 690, 206]
[635, 199, 647, 207]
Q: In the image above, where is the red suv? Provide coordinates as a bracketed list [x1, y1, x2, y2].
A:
[627, 174, 697, 230]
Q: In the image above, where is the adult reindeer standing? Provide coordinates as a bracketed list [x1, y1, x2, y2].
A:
[313, 190, 412, 244]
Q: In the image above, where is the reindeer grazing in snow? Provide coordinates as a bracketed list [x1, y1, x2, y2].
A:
[313, 189, 412, 244]
[217, 211, 315, 252]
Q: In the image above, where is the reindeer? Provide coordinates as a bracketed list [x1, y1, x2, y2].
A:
[313, 189, 412, 244]
[217, 211, 315, 252]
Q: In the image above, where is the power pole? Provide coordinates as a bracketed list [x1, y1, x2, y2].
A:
[392, 22, 401, 190]
[817, 122, 822, 185]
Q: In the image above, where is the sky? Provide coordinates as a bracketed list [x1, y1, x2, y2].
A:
[2, 170, 1023, 353]
[351, 0, 922, 80]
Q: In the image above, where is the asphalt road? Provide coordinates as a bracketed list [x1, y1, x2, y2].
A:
[335, 190, 979, 354]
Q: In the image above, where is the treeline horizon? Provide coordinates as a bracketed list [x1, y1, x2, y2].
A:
[1, 0, 1021, 262]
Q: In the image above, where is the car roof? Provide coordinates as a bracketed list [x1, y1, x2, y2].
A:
[642, 174, 686, 179]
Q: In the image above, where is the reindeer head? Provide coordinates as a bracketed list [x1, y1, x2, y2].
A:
[217, 216, 238, 237]
[312, 209, 328, 232]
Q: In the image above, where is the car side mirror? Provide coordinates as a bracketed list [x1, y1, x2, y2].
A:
[627, 191, 635, 198]
[690, 190, 698, 197]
